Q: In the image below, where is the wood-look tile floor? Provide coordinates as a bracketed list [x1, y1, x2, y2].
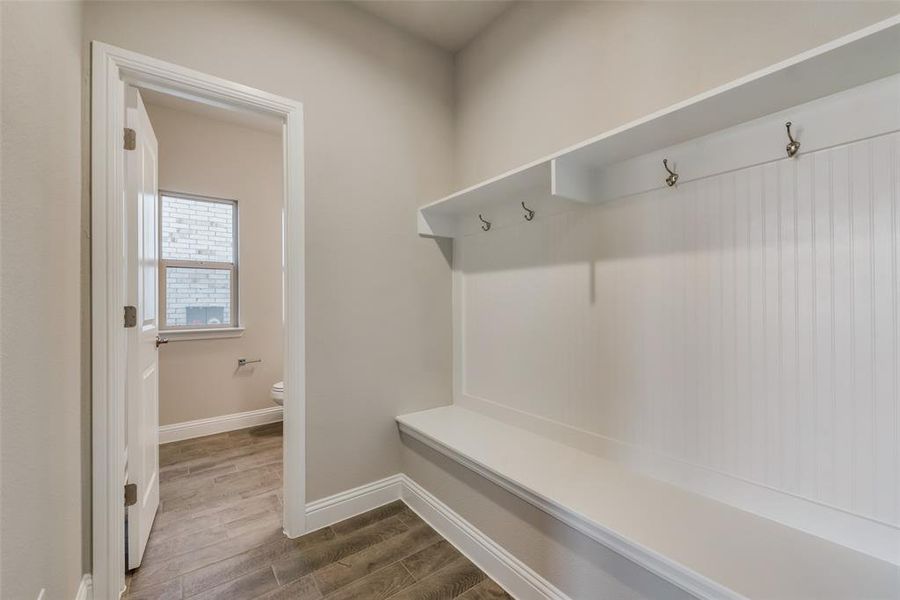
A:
[126, 423, 512, 599]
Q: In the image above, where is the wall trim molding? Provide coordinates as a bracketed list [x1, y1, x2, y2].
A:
[76, 574, 93, 600]
[304, 474, 571, 600]
[305, 474, 404, 533]
[400, 476, 571, 600]
[159, 406, 282, 444]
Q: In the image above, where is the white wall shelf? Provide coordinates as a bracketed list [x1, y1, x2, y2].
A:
[397, 406, 900, 600]
[418, 16, 900, 239]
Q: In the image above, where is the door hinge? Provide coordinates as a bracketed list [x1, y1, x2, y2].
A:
[124, 483, 138, 507]
[124, 127, 136, 151]
[124, 305, 137, 328]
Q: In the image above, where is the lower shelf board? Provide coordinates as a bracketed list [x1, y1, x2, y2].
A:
[396, 406, 899, 600]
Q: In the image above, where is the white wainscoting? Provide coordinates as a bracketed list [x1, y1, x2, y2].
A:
[304, 474, 571, 600]
[456, 129, 900, 559]
[158, 406, 283, 444]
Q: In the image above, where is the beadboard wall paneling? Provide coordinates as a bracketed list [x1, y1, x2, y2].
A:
[458, 131, 900, 532]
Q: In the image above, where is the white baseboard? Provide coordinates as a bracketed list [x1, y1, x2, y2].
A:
[75, 574, 92, 600]
[304, 473, 570, 600]
[401, 476, 570, 600]
[305, 474, 405, 533]
[159, 406, 283, 444]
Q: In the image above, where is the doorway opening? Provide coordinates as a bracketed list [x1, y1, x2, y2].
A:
[91, 42, 305, 600]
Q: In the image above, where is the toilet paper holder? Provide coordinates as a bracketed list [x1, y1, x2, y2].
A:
[238, 358, 262, 367]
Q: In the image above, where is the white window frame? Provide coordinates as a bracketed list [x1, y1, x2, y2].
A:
[158, 190, 241, 335]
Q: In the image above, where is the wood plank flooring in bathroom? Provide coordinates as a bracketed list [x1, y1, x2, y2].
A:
[125, 423, 512, 600]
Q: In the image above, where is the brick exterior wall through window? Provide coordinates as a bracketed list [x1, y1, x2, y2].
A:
[161, 194, 236, 327]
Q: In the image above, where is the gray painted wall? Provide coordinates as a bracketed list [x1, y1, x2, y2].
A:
[1, 2, 86, 598]
[82, 0, 456, 522]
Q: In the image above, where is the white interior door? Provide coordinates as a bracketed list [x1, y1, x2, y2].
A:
[125, 86, 161, 569]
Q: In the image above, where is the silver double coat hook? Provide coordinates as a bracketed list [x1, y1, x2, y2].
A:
[521, 202, 535, 221]
[785, 121, 800, 158]
[663, 159, 678, 187]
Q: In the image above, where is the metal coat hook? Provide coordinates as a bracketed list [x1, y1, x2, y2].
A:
[521, 202, 535, 221]
[478, 214, 492, 231]
[785, 121, 800, 158]
[663, 159, 678, 187]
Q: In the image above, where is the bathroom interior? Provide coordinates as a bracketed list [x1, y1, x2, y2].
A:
[145, 90, 287, 434]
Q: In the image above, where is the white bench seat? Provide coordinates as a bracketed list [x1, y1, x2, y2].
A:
[397, 406, 899, 600]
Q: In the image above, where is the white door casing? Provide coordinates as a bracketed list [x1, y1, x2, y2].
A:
[92, 42, 305, 600]
[125, 87, 161, 569]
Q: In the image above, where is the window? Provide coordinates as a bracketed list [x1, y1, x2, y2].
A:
[159, 192, 238, 330]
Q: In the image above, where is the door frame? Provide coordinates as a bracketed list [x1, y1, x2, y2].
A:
[91, 41, 306, 600]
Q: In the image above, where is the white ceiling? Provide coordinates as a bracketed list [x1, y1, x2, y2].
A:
[139, 88, 283, 135]
[352, 0, 515, 52]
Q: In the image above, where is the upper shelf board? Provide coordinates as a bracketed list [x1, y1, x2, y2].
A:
[418, 15, 900, 239]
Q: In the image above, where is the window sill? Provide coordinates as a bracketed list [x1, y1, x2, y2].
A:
[160, 327, 245, 342]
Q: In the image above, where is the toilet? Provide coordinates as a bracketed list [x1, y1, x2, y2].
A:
[270, 381, 284, 406]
